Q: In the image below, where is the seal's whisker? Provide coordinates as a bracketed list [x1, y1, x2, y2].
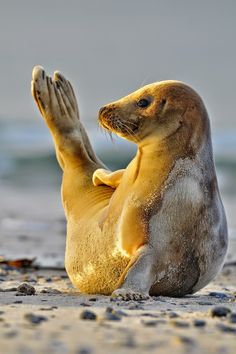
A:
[104, 129, 110, 141]
[100, 124, 114, 143]
[118, 121, 136, 140]
[117, 120, 140, 143]
[139, 75, 151, 89]
[99, 124, 108, 140]
[124, 120, 137, 127]
[120, 122, 140, 142]
[108, 130, 114, 143]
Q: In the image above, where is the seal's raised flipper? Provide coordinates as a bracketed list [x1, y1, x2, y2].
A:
[92, 168, 125, 188]
[31, 66, 103, 171]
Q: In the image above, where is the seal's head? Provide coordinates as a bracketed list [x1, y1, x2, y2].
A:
[98, 81, 209, 153]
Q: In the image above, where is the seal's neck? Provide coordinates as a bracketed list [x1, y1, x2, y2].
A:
[135, 147, 171, 182]
[128, 133, 194, 188]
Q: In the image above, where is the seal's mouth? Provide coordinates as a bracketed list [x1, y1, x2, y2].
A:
[99, 111, 140, 140]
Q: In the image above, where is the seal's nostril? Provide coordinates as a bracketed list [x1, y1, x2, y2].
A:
[99, 106, 107, 115]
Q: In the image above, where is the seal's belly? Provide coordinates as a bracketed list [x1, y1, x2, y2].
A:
[66, 248, 129, 294]
[65, 217, 130, 294]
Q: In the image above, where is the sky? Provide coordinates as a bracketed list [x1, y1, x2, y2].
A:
[0, 0, 236, 131]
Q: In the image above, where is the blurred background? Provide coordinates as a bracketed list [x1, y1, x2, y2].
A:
[0, 0, 235, 263]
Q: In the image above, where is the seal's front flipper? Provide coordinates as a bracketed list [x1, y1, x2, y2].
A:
[93, 168, 125, 188]
[111, 245, 156, 301]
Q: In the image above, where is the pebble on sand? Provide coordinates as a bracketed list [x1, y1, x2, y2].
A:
[4, 330, 18, 338]
[24, 313, 48, 324]
[141, 319, 166, 327]
[103, 311, 121, 321]
[172, 335, 195, 346]
[210, 306, 232, 317]
[228, 313, 236, 324]
[17, 283, 36, 295]
[77, 347, 92, 354]
[80, 310, 97, 321]
[209, 292, 230, 299]
[216, 323, 236, 333]
[168, 312, 179, 318]
[193, 319, 206, 327]
[170, 320, 190, 328]
[40, 288, 62, 294]
[104, 307, 127, 320]
[88, 297, 97, 302]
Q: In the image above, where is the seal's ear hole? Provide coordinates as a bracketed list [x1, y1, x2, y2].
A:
[161, 98, 167, 105]
[159, 98, 167, 111]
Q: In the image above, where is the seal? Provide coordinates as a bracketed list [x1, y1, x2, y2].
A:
[31, 66, 228, 300]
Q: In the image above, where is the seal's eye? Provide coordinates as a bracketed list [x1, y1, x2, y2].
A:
[137, 98, 150, 108]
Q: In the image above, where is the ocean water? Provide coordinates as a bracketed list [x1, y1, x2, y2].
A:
[0, 119, 136, 188]
[0, 119, 235, 191]
[0, 119, 236, 243]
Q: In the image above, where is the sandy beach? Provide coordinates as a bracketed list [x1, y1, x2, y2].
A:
[0, 184, 236, 354]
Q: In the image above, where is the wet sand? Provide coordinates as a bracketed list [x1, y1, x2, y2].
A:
[0, 185, 236, 354]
